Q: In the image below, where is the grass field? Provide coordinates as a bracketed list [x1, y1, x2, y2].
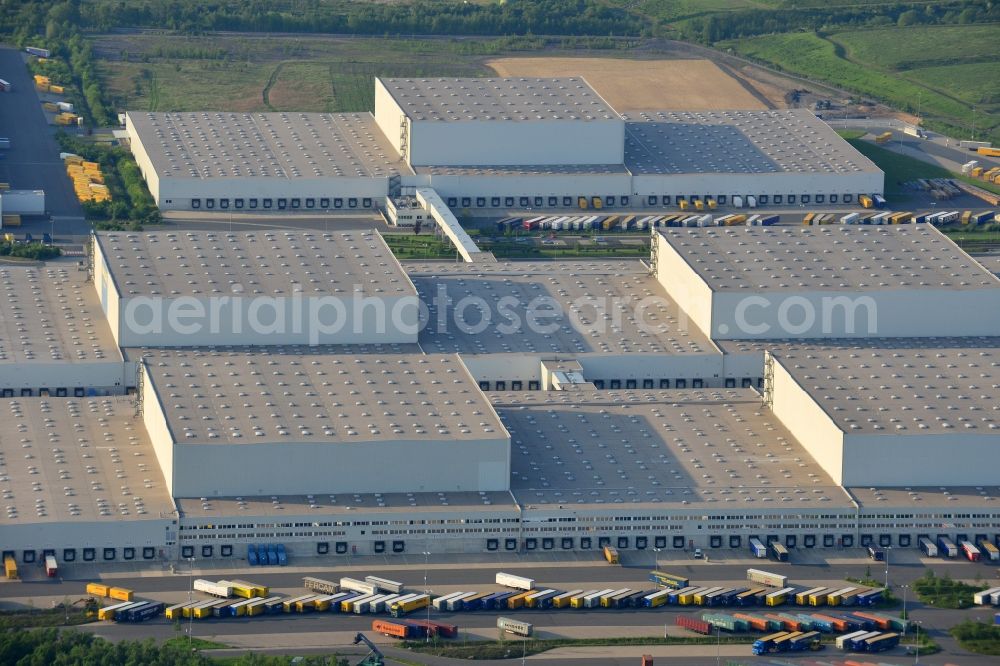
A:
[97, 35, 495, 113]
[723, 26, 1000, 144]
[841, 136, 953, 195]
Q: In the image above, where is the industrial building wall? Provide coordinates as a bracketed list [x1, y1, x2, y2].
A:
[843, 433, 1000, 486]
[141, 374, 177, 496]
[654, 232, 714, 339]
[424, 173, 632, 203]
[154, 176, 390, 211]
[92, 235, 123, 347]
[169, 436, 511, 497]
[721, 351, 765, 383]
[126, 114, 162, 204]
[769, 354, 846, 485]
[1, 518, 172, 558]
[373, 79, 407, 159]
[408, 118, 625, 167]
[116, 294, 420, 347]
[0, 362, 129, 394]
[710, 288, 1000, 339]
[631, 171, 884, 200]
[577, 353, 725, 386]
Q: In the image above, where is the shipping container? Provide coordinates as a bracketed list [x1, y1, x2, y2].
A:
[109, 587, 134, 602]
[676, 614, 712, 635]
[496, 572, 534, 590]
[919, 537, 938, 557]
[977, 147, 1000, 157]
[747, 568, 786, 588]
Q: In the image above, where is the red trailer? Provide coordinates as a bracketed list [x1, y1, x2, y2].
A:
[676, 615, 711, 635]
[407, 618, 459, 639]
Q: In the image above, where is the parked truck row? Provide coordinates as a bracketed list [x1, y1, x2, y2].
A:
[501, 212, 781, 233]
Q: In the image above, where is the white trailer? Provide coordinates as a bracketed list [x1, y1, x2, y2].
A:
[973, 587, 1000, 605]
[732, 195, 744, 208]
[496, 572, 534, 591]
[365, 576, 404, 594]
[369, 594, 401, 613]
[340, 577, 377, 595]
[841, 212, 860, 224]
[433, 591, 469, 610]
[747, 568, 787, 587]
[445, 592, 478, 611]
[583, 588, 615, 608]
[498, 616, 533, 637]
[193, 579, 233, 598]
[746, 195, 757, 208]
[919, 537, 938, 557]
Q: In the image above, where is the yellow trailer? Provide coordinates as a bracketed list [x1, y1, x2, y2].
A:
[602, 215, 619, 230]
[603, 545, 619, 564]
[591, 197, 603, 209]
[802, 212, 815, 225]
[859, 195, 874, 209]
[506, 590, 535, 610]
[694, 199, 705, 210]
[961, 210, 972, 224]
[707, 198, 718, 209]
[109, 587, 133, 602]
[678, 200, 689, 211]
[165, 602, 198, 620]
[4, 555, 17, 579]
[49, 85, 64, 94]
[86, 583, 110, 597]
[578, 196, 589, 210]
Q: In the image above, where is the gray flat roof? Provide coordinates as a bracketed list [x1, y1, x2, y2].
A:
[138, 348, 504, 445]
[773, 346, 1000, 435]
[413, 163, 628, 177]
[0, 397, 174, 525]
[96, 230, 415, 298]
[405, 260, 714, 355]
[127, 111, 407, 179]
[176, 491, 517, 519]
[379, 77, 620, 122]
[973, 254, 1000, 278]
[659, 225, 998, 291]
[0, 262, 120, 364]
[850, 485, 1000, 509]
[491, 388, 850, 510]
[718, 336, 1000, 356]
[624, 109, 880, 176]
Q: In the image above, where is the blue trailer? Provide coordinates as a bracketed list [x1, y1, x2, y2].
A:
[266, 544, 278, 565]
[276, 543, 287, 565]
[247, 544, 258, 565]
[855, 589, 883, 606]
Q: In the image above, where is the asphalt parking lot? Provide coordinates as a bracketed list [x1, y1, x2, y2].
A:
[0, 45, 87, 235]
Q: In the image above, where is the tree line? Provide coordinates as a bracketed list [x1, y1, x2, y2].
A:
[682, 0, 1000, 44]
[0, 627, 349, 666]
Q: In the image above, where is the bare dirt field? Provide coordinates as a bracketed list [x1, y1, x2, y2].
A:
[487, 57, 769, 112]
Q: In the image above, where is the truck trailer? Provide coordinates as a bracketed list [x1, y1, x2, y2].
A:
[496, 572, 534, 590]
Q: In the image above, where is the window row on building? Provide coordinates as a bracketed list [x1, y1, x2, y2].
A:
[186, 196, 375, 211]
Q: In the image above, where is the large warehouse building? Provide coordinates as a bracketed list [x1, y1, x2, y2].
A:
[1, 223, 999, 567]
[125, 77, 883, 211]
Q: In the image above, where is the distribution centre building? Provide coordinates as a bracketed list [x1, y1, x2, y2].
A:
[125, 77, 884, 211]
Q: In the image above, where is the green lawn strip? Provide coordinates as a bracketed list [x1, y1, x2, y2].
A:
[913, 571, 990, 610]
[951, 620, 1000, 656]
[404, 634, 760, 659]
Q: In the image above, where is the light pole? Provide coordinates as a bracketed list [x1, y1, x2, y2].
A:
[653, 547, 662, 572]
[422, 551, 431, 643]
[186, 557, 195, 647]
[716, 625, 721, 666]
[900, 584, 909, 632]
[884, 546, 891, 590]
[913, 620, 922, 664]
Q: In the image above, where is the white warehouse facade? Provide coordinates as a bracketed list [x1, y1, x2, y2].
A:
[126, 77, 884, 212]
